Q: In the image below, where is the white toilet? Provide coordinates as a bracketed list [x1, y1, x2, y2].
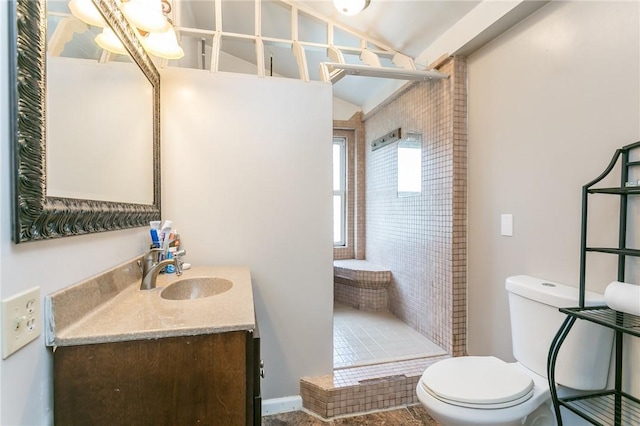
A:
[417, 275, 614, 426]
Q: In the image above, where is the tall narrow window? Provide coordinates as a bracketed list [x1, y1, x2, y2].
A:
[397, 133, 422, 197]
[333, 137, 346, 246]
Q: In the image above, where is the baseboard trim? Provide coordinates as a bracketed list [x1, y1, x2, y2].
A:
[262, 395, 303, 416]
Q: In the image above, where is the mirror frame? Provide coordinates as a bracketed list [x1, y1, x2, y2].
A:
[9, 0, 161, 243]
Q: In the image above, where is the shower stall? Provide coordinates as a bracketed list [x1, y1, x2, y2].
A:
[332, 57, 468, 370]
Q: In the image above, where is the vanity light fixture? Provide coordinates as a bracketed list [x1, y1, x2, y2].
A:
[68, 0, 106, 27]
[119, 0, 170, 33]
[68, 0, 184, 60]
[119, 0, 184, 60]
[68, 0, 128, 54]
[141, 25, 184, 60]
[333, 0, 371, 16]
[95, 27, 129, 55]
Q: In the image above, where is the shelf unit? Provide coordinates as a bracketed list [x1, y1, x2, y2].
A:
[547, 141, 640, 426]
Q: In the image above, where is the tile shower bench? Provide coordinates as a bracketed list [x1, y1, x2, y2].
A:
[333, 259, 391, 310]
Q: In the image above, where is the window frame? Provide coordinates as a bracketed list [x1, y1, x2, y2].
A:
[333, 136, 347, 247]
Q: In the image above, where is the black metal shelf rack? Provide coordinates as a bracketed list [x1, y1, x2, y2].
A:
[559, 307, 640, 337]
[547, 141, 640, 426]
[561, 390, 640, 426]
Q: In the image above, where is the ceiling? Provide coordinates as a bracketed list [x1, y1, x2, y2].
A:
[172, 0, 535, 110]
[297, 0, 480, 109]
[298, 0, 480, 59]
[49, 0, 544, 111]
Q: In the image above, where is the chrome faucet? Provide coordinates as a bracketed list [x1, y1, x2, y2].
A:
[141, 248, 163, 279]
[140, 248, 186, 290]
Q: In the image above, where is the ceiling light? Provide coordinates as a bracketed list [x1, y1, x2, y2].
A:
[68, 0, 106, 27]
[333, 0, 370, 16]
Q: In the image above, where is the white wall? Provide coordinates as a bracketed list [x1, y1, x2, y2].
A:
[176, 35, 359, 123]
[468, 0, 639, 392]
[333, 97, 361, 121]
[161, 68, 334, 399]
[1, 3, 154, 424]
[1, 57, 332, 426]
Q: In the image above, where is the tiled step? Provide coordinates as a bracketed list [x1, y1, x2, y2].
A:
[300, 355, 450, 419]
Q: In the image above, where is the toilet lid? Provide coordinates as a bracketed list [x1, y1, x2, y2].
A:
[421, 356, 534, 409]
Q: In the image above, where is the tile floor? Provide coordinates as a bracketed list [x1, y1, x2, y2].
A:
[334, 303, 446, 369]
[262, 404, 440, 425]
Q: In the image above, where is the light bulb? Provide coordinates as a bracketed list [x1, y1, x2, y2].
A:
[142, 27, 184, 60]
[120, 0, 171, 33]
[68, 0, 106, 27]
[95, 27, 128, 55]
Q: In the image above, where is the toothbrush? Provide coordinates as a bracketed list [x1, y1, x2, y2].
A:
[162, 230, 174, 252]
[159, 220, 173, 247]
[150, 228, 160, 248]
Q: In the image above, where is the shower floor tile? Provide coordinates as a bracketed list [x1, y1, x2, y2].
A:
[333, 303, 446, 369]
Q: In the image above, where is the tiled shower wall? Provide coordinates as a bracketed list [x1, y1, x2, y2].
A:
[363, 57, 467, 356]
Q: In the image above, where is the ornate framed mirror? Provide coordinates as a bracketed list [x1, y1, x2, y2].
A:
[9, 0, 161, 243]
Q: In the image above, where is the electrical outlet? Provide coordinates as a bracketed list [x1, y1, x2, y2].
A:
[2, 287, 41, 359]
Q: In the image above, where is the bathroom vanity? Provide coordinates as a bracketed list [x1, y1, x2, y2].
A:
[46, 262, 261, 426]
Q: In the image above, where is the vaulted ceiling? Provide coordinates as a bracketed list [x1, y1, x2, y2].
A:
[49, 0, 547, 113]
[298, 0, 480, 59]
[173, 0, 547, 112]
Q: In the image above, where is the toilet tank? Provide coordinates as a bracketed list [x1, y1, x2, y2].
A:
[506, 275, 613, 390]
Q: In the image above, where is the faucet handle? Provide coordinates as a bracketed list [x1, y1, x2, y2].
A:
[172, 249, 186, 276]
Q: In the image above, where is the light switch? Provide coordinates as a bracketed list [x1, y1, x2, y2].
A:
[501, 214, 513, 237]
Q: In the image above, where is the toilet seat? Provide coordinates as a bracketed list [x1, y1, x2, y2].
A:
[420, 356, 534, 409]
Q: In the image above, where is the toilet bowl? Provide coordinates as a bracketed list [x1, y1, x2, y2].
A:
[416, 275, 614, 426]
[417, 357, 553, 426]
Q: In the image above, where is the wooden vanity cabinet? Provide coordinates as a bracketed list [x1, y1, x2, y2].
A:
[53, 330, 260, 425]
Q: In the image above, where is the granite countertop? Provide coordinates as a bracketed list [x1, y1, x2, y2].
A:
[45, 260, 255, 347]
